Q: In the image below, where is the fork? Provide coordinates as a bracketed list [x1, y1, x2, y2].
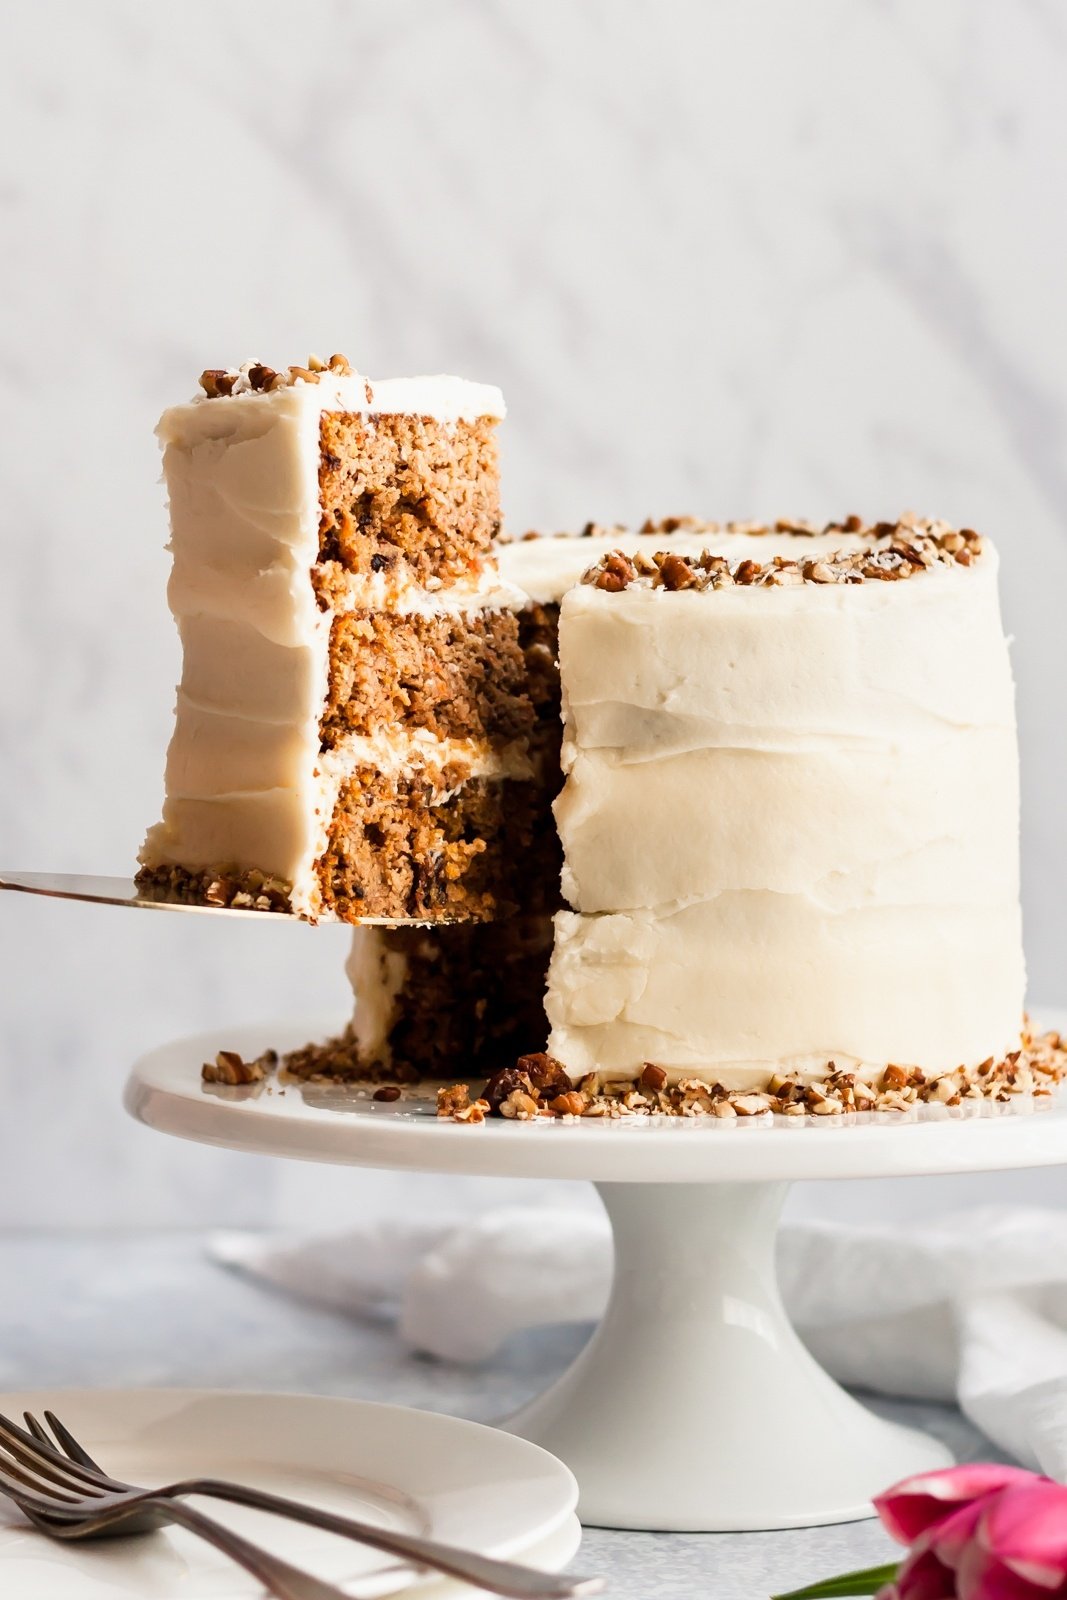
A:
[0, 1410, 602, 1598]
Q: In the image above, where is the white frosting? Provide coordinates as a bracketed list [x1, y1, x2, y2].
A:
[546, 897, 1024, 1088]
[141, 377, 506, 917]
[546, 546, 1026, 1085]
[189, 369, 505, 423]
[368, 375, 505, 422]
[346, 929, 406, 1062]
[320, 568, 529, 618]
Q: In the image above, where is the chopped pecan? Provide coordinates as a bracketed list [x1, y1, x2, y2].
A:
[454, 1098, 489, 1124]
[482, 1066, 535, 1114]
[500, 1089, 539, 1120]
[548, 1091, 587, 1117]
[202, 1049, 264, 1086]
[593, 551, 635, 592]
[656, 553, 697, 590]
[517, 1052, 572, 1097]
[199, 369, 236, 398]
[437, 1083, 472, 1117]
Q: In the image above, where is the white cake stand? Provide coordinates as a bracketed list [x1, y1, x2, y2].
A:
[126, 1017, 1067, 1534]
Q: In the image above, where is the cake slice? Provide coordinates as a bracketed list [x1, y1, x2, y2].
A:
[138, 357, 534, 923]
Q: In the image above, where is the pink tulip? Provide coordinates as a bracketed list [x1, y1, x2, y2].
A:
[780, 1465, 1067, 1600]
[875, 1465, 1038, 1546]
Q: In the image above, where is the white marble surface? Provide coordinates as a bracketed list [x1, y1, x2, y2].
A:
[2, 1, 1067, 1225]
[0, 1230, 1004, 1600]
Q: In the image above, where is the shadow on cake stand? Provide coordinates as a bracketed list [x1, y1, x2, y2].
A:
[124, 1014, 1067, 1533]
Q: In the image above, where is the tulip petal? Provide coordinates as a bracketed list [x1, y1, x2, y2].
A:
[891, 1545, 957, 1599]
[876, 1465, 1042, 1545]
[976, 1481, 1067, 1591]
[956, 1545, 1056, 1600]
[927, 1501, 986, 1569]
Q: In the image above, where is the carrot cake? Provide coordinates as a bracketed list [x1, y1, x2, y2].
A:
[138, 368, 1052, 1114]
[137, 356, 537, 923]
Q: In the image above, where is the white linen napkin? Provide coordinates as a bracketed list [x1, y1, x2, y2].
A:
[211, 1203, 1067, 1479]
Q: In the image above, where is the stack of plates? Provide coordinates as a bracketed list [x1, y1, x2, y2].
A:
[0, 1389, 581, 1597]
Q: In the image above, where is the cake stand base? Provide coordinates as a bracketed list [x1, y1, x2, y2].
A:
[128, 1018, 1067, 1534]
[507, 1181, 949, 1531]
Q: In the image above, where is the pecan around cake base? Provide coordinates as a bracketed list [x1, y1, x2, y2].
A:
[239, 1023, 1067, 1129]
[433, 1029, 1067, 1124]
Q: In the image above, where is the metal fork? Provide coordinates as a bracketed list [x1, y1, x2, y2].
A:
[0, 1410, 601, 1599]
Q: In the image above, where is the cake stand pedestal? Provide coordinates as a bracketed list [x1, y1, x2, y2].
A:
[126, 1018, 1067, 1533]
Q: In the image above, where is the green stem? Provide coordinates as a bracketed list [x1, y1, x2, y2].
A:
[771, 1561, 900, 1599]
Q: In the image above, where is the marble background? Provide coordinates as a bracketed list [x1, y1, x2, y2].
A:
[2, 0, 1066, 1227]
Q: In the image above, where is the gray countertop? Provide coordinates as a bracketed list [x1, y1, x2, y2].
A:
[0, 1232, 993, 1599]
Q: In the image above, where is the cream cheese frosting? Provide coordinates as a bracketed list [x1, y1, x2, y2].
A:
[191, 363, 505, 422]
[545, 541, 1026, 1086]
[346, 928, 407, 1062]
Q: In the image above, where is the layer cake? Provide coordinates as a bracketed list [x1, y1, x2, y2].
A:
[139, 366, 1053, 1116]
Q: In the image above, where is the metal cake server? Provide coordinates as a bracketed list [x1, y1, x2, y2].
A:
[0, 871, 451, 925]
[0, 871, 295, 918]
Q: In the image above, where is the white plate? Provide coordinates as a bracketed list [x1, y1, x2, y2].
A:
[0, 1389, 579, 1598]
[421, 1520, 582, 1599]
[126, 1014, 1067, 1183]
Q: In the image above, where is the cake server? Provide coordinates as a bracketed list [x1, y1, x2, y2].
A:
[0, 871, 454, 925]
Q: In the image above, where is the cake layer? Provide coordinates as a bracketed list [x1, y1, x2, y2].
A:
[317, 412, 499, 595]
[545, 895, 1026, 1087]
[160, 377, 505, 629]
[318, 761, 537, 922]
[323, 609, 533, 747]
